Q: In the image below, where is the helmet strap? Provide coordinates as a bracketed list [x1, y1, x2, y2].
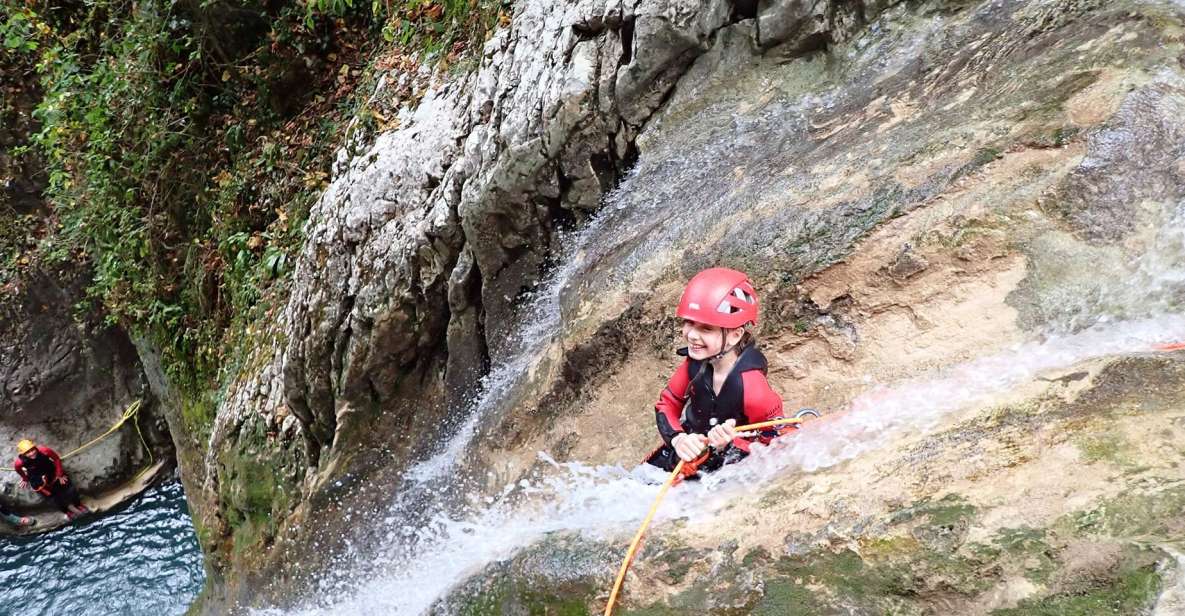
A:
[709, 326, 747, 362]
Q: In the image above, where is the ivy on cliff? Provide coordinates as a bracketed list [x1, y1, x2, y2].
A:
[0, 0, 505, 428]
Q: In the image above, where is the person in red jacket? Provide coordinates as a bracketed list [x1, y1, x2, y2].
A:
[645, 268, 787, 476]
[13, 439, 89, 520]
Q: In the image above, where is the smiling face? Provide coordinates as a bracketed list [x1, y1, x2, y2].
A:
[682, 319, 744, 360]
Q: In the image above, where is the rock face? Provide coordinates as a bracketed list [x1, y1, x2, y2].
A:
[0, 45, 172, 528]
[184, 0, 1185, 610]
[0, 273, 165, 504]
[438, 353, 1185, 615]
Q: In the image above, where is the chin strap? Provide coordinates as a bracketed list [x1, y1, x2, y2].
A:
[708, 325, 749, 362]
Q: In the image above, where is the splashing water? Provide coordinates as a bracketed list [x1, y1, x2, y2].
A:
[268, 310, 1185, 615]
[1154, 546, 1185, 616]
[402, 164, 672, 487]
[263, 12, 1185, 605]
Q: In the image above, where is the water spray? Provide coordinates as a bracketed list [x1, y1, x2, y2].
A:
[603, 337, 1185, 615]
[603, 415, 812, 616]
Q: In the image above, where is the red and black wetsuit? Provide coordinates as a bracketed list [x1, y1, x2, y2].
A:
[13, 445, 82, 513]
[646, 344, 785, 473]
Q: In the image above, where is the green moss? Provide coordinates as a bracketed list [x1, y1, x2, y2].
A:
[860, 535, 923, 561]
[749, 579, 829, 615]
[972, 147, 1003, 166]
[229, 516, 267, 557]
[656, 546, 701, 584]
[991, 549, 1163, 615]
[991, 527, 1057, 584]
[742, 547, 773, 568]
[775, 549, 916, 604]
[450, 578, 594, 616]
[889, 494, 976, 532]
[179, 390, 220, 444]
[1075, 434, 1133, 466]
[214, 422, 305, 557]
[191, 517, 216, 555]
[619, 606, 680, 616]
[1058, 486, 1185, 539]
[766, 551, 927, 614]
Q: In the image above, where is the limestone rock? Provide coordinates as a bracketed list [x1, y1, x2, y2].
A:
[189, 0, 1185, 609]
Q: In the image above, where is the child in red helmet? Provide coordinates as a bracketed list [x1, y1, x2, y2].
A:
[645, 268, 787, 475]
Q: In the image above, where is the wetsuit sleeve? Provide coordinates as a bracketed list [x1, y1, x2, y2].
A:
[734, 371, 785, 453]
[14, 458, 42, 490]
[655, 359, 693, 446]
[42, 447, 64, 480]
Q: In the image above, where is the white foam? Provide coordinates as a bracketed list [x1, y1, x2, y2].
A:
[264, 313, 1185, 615]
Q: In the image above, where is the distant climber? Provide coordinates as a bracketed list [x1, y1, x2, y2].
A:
[0, 502, 35, 528]
[13, 439, 89, 520]
[645, 268, 791, 477]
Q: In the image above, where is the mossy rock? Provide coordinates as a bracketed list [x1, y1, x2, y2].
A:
[991, 545, 1165, 615]
[1057, 485, 1185, 540]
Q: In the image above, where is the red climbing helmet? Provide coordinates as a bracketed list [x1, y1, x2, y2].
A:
[676, 268, 759, 329]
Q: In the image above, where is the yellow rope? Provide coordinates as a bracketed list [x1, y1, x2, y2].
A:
[603, 416, 805, 615]
[61, 399, 143, 460]
[604, 338, 1185, 613]
[603, 460, 683, 616]
[3, 399, 144, 472]
[127, 399, 157, 483]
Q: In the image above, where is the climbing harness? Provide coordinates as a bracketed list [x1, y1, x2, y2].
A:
[603, 412, 816, 616]
[4, 400, 154, 479]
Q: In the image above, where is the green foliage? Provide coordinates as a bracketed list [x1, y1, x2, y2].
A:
[14, 0, 340, 393]
[3, 0, 505, 418]
[0, 5, 41, 55]
[376, 0, 508, 54]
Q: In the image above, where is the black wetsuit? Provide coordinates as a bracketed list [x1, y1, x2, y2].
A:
[646, 345, 786, 473]
[14, 447, 82, 513]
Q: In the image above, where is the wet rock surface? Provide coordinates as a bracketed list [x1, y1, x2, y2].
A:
[0, 273, 170, 511]
[441, 354, 1185, 615]
[186, 0, 1185, 610]
[0, 50, 172, 530]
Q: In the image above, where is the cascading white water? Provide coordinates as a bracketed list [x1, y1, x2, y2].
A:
[242, 0, 1185, 607]
[264, 183, 1184, 614]
[276, 317, 1185, 615]
[1153, 546, 1185, 616]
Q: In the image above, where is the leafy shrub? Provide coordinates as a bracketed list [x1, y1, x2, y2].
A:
[3, 0, 505, 420]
